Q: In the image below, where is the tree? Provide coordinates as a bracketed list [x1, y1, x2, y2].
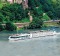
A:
[5, 22, 17, 31]
[43, 3, 50, 12]
[0, 13, 5, 23]
[28, 17, 43, 29]
[38, 0, 57, 19]
[55, 5, 60, 18]
[0, 24, 4, 31]
[34, 0, 41, 7]
[33, 6, 43, 17]
[28, 0, 36, 9]
[1, 3, 27, 21]
[47, 11, 54, 19]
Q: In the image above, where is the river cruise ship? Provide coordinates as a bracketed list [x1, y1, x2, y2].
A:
[8, 30, 57, 41]
[8, 33, 32, 41]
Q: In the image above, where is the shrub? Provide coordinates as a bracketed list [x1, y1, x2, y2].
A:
[5, 22, 17, 31]
[0, 24, 4, 31]
[28, 17, 43, 29]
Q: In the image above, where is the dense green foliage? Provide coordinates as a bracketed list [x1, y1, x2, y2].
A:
[0, 3, 28, 23]
[0, 0, 60, 20]
[28, 0, 60, 19]
[0, 24, 4, 31]
[5, 22, 17, 31]
[0, 0, 60, 30]
[28, 17, 43, 29]
[0, 3, 3, 8]
[42, 13, 51, 21]
[28, 0, 43, 29]
[0, 13, 5, 22]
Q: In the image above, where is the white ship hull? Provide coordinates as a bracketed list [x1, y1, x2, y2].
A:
[8, 30, 58, 41]
[8, 33, 32, 41]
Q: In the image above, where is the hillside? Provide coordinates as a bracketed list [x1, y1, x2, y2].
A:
[0, 0, 60, 20]
[0, 0, 60, 31]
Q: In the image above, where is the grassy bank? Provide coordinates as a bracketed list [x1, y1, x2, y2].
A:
[12, 18, 30, 23]
[0, 2, 10, 9]
[44, 22, 59, 27]
[0, 3, 3, 8]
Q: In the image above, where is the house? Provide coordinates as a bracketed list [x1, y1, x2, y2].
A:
[7, 0, 28, 9]
[7, 0, 14, 3]
[7, 0, 22, 3]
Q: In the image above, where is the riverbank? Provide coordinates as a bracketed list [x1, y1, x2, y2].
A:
[0, 19, 60, 32]
[43, 20, 60, 27]
[13, 20, 60, 28]
[0, 26, 60, 41]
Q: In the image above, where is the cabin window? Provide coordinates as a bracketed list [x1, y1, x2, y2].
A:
[11, 37, 19, 38]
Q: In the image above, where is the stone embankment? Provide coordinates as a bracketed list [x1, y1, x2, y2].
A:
[14, 22, 30, 28]
[2, 20, 60, 28]
[2, 22, 30, 28]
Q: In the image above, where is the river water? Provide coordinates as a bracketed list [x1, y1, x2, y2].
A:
[0, 27, 60, 56]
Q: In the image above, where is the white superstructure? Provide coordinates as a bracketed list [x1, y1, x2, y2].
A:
[8, 30, 59, 41]
[8, 33, 32, 41]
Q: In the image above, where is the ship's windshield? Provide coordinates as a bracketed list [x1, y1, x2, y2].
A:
[11, 37, 19, 38]
[20, 35, 30, 37]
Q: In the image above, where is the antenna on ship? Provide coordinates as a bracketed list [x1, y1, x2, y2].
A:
[17, 27, 18, 35]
